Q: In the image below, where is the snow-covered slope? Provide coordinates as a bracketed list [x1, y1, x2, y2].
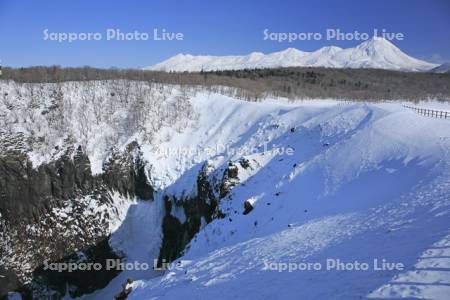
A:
[146, 37, 437, 72]
[431, 62, 450, 73]
[122, 97, 449, 300]
[2, 79, 450, 299]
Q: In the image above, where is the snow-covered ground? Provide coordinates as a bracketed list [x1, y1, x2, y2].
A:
[124, 96, 449, 299]
[2, 80, 449, 299]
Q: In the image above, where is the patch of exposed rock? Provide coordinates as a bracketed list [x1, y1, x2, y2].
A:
[158, 158, 251, 266]
[0, 141, 153, 299]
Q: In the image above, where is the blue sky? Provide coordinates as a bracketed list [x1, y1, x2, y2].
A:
[0, 0, 449, 68]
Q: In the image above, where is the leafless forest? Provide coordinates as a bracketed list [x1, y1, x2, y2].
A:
[2, 66, 450, 101]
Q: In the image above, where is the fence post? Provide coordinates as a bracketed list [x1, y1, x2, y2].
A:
[404, 105, 449, 120]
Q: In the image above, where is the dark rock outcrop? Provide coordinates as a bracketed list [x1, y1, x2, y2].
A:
[158, 159, 246, 267]
[157, 161, 223, 266]
[0, 267, 21, 299]
[243, 200, 254, 215]
[30, 239, 121, 299]
[102, 142, 153, 200]
[0, 141, 154, 299]
[219, 162, 240, 198]
[0, 146, 95, 224]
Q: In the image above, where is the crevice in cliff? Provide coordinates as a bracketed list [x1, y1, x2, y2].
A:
[157, 160, 246, 267]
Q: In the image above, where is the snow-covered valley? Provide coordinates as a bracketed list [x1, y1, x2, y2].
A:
[1, 80, 450, 299]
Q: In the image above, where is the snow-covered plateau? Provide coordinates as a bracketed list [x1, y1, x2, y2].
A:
[146, 37, 438, 72]
[1, 80, 450, 300]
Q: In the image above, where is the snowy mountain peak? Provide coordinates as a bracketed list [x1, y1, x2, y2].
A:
[173, 53, 192, 59]
[249, 51, 265, 56]
[247, 52, 265, 61]
[275, 47, 305, 55]
[316, 45, 343, 53]
[362, 36, 395, 45]
[145, 38, 437, 72]
[357, 36, 398, 52]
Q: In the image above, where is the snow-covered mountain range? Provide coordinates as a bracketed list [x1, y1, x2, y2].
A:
[146, 37, 437, 72]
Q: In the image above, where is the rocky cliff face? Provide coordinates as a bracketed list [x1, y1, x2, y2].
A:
[0, 145, 94, 224]
[157, 160, 246, 266]
[0, 146, 245, 298]
[0, 140, 153, 299]
[102, 141, 153, 201]
[0, 80, 200, 299]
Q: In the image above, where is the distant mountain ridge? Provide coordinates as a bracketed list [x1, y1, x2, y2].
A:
[146, 37, 437, 72]
[431, 62, 450, 73]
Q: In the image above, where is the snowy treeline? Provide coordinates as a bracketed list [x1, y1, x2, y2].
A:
[0, 80, 198, 171]
[3, 66, 450, 101]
